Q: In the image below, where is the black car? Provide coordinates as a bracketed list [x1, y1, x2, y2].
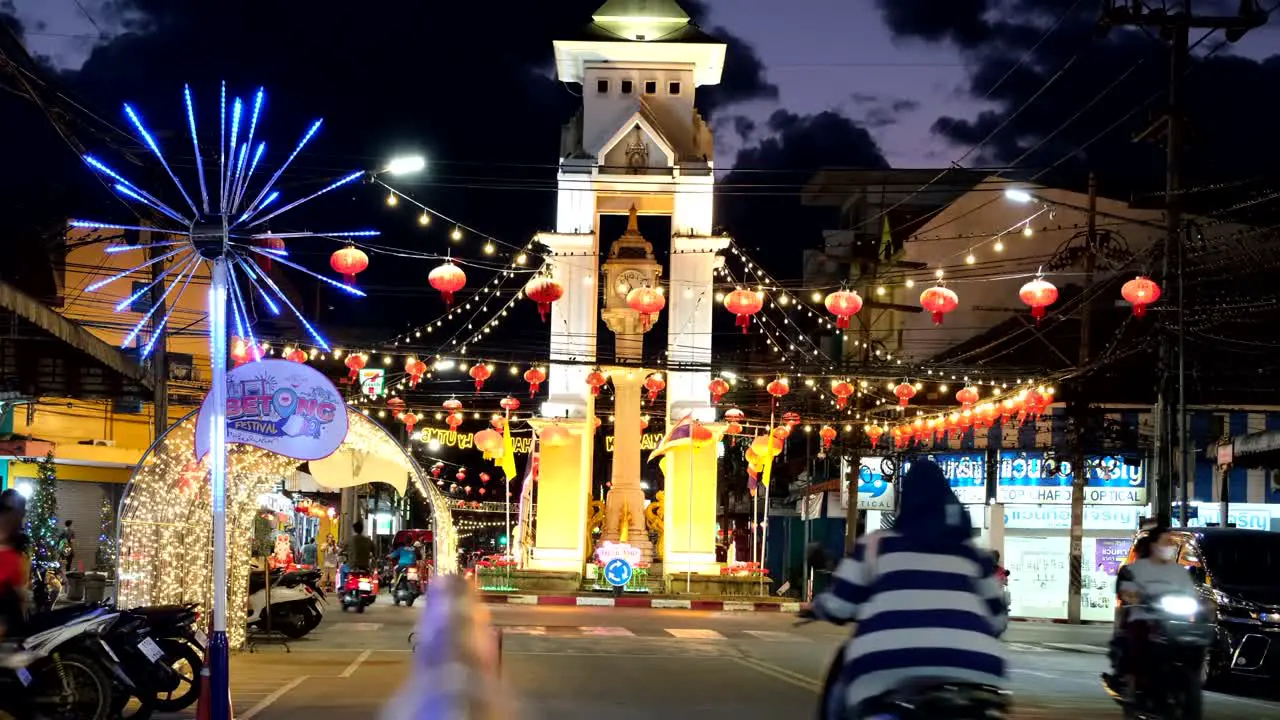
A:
[1125, 527, 1280, 684]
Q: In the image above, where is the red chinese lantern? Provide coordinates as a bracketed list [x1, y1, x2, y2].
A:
[1019, 278, 1059, 322]
[386, 397, 406, 418]
[640, 416, 650, 431]
[723, 288, 764, 333]
[491, 416, 506, 431]
[255, 236, 285, 272]
[540, 423, 571, 447]
[819, 425, 837, 450]
[429, 262, 467, 307]
[1023, 388, 1049, 421]
[955, 385, 979, 408]
[230, 337, 253, 367]
[456, 470, 467, 482]
[500, 396, 521, 413]
[405, 358, 428, 388]
[831, 380, 854, 409]
[446, 413, 463, 431]
[866, 425, 884, 447]
[724, 408, 745, 424]
[443, 398, 463, 414]
[525, 276, 564, 322]
[766, 378, 790, 401]
[480, 472, 490, 483]
[330, 245, 369, 286]
[401, 412, 419, 434]
[286, 348, 307, 363]
[479, 487, 487, 496]
[469, 363, 492, 392]
[344, 353, 366, 380]
[474, 429, 502, 455]
[524, 367, 546, 397]
[782, 411, 801, 428]
[726, 421, 743, 435]
[1121, 275, 1161, 317]
[626, 286, 665, 330]
[586, 370, 608, 396]
[644, 374, 665, 403]
[823, 289, 863, 329]
[772, 425, 791, 441]
[894, 382, 917, 407]
[919, 286, 959, 325]
[976, 403, 998, 428]
[708, 378, 730, 404]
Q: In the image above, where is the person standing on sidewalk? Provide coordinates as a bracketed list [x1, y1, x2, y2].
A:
[322, 535, 340, 591]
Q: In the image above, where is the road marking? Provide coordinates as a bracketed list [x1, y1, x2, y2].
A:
[733, 657, 821, 692]
[579, 626, 635, 636]
[744, 630, 811, 642]
[665, 628, 726, 640]
[339, 649, 373, 678]
[239, 676, 309, 720]
[1006, 642, 1050, 653]
[651, 599, 692, 609]
[1042, 642, 1107, 654]
[1011, 668, 1060, 679]
[339, 623, 383, 632]
[502, 626, 548, 635]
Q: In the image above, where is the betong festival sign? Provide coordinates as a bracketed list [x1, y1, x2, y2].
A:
[195, 359, 349, 461]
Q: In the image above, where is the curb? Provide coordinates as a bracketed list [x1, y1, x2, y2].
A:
[481, 594, 802, 612]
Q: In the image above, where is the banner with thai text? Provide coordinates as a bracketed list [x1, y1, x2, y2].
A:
[996, 451, 1146, 505]
[903, 453, 987, 504]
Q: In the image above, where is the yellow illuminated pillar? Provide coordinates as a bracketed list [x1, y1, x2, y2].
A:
[527, 412, 594, 574]
[661, 423, 724, 577]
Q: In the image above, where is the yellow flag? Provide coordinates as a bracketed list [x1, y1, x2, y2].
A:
[760, 425, 774, 488]
[499, 420, 517, 479]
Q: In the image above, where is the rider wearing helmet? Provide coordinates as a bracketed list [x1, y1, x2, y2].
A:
[810, 460, 1008, 718]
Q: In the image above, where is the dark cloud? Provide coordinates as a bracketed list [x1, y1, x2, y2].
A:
[875, 0, 1280, 192]
[731, 115, 757, 142]
[847, 93, 920, 129]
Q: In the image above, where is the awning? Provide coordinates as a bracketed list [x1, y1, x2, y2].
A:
[1206, 430, 1280, 469]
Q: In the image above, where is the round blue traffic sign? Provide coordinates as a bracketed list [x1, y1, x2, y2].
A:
[603, 558, 633, 588]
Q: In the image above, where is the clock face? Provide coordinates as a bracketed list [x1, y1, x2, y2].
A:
[614, 270, 647, 298]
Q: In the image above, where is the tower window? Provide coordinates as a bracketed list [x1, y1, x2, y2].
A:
[597, 79, 609, 94]
[645, 81, 657, 95]
[669, 81, 682, 95]
[621, 80, 634, 95]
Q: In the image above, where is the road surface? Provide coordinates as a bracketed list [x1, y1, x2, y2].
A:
[161, 598, 1280, 719]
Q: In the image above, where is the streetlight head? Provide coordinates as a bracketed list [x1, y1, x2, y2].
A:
[385, 155, 426, 176]
[1004, 188, 1033, 204]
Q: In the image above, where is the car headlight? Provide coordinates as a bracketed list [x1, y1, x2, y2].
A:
[1159, 595, 1199, 617]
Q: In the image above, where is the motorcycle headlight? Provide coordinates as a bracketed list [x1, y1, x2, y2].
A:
[1159, 595, 1200, 617]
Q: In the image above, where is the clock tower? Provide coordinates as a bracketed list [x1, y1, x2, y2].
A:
[601, 206, 663, 361]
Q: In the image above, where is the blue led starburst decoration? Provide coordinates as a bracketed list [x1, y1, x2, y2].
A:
[73, 82, 377, 358]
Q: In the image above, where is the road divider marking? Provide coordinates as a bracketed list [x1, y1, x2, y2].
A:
[651, 599, 692, 609]
[508, 595, 540, 605]
[722, 601, 757, 612]
[576, 597, 615, 607]
[239, 676, 309, 720]
[733, 657, 821, 692]
[1042, 642, 1107, 654]
[339, 649, 373, 678]
[665, 628, 725, 640]
[1006, 642, 1050, 653]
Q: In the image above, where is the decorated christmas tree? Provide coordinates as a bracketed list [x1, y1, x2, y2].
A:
[95, 496, 117, 572]
[25, 451, 60, 567]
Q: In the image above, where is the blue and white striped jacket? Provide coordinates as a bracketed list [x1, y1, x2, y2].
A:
[813, 530, 1009, 711]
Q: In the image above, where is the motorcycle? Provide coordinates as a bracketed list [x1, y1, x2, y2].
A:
[341, 569, 377, 613]
[127, 604, 205, 713]
[20, 605, 121, 720]
[391, 565, 423, 607]
[1101, 593, 1212, 720]
[247, 569, 325, 639]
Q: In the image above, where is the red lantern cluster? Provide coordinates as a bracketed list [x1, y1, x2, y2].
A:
[823, 289, 863, 329]
[429, 262, 467, 307]
[920, 286, 959, 325]
[330, 245, 369, 286]
[525, 276, 564, 322]
[723, 288, 763, 334]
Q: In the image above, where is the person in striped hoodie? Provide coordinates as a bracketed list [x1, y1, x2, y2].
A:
[811, 459, 1009, 718]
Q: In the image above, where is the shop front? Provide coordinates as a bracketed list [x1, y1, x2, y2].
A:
[994, 451, 1146, 621]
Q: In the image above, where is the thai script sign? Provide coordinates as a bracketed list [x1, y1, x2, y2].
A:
[904, 453, 987, 504]
[595, 541, 642, 566]
[1002, 504, 1140, 530]
[196, 359, 348, 462]
[996, 451, 1145, 505]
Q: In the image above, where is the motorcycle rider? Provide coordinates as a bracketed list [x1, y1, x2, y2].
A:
[342, 520, 375, 577]
[1114, 526, 1197, 700]
[810, 460, 1008, 719]
[0, 489, 30, 641]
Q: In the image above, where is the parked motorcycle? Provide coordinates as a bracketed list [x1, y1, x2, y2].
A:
[391, 565, 423, 607]
[1101, 593, 1211, 720]
[341, 569, 377, 613]
[127, 604, 205, 713]
[247, 570, 325, 639]
[20, 606, 120, 720]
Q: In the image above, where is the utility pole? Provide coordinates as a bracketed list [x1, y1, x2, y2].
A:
[1067, 172, 1097, 625]
[147, 229, 170, 442]
[1099, 0, 1265, 523]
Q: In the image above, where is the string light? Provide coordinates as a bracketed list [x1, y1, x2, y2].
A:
[386, 192, 398, 207]
[418, 212, 430, 226]
[451, 227, 463, 241]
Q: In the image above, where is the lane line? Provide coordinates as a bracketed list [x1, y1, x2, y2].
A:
[732, 657, 821, 693]
[579, 626, 635, 637]
[665, 628, 726, 640]
[744, 630, 812, 642]
[339, 649, 373, 678]
[239, 675, 309, 720]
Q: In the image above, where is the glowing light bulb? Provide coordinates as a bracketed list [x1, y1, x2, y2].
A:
[965, 253, 976, 265]
[876, 286, 886, 297]
[905, 279, 915, 288]
[935, 269, 945, 279]
[515, 253, 527, 265]
[483, 242, 495, 255]
[810, 291, 822, 303]
[386, 192, 398, 207]
[451, 227, 462, 241]
[994, 239, 1005, 252]
[715, 291, 725, 301]
[418, 212, 430, 226]
[1023, 224, 1033, 237]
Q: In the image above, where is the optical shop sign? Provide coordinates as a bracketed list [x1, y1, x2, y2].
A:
[196, 359, 349, 461]
[996, 451, 1145, 505]
[840, 457, 897, 511]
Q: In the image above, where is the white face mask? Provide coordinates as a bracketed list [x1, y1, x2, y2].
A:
[1154, 545, 1177, 562]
